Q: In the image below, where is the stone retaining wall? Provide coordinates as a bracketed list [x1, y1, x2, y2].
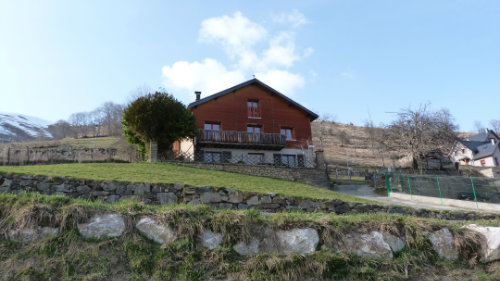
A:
[167, 161, 331, 187]
[0, 172, 498, 221]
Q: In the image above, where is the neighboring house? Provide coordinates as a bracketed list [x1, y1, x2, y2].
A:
[449, 129, 500, 167]
[174, 78, 318, 167]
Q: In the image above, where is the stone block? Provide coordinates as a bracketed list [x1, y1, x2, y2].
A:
[428, 228, 458, 260]
[157, 192, 178, 204]
[200, 230, 223, 250]
[200, 192, 222, 203]
[78, 213, 125, 240]
[135, 217, 176, 244]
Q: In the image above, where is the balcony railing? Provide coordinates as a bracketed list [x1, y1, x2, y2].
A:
[197, 129, 287, 149]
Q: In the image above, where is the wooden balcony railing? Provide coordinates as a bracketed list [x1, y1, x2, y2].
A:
[197, 129, 287, 148]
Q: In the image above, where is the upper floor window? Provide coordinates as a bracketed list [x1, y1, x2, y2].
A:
[281, 128, 293, 140]
[204, 123, 220, 131]
[247, 100, 260, 118]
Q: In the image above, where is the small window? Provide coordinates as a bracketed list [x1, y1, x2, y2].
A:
[480, 159, 486, 166]
[280, 128, 293, 140]
[281, 154, 296, 167]
[204, 151, 221, 163]
[248, 153, 264, 164]
[247, 100, 260, 118]
[204, 123, 220, 131]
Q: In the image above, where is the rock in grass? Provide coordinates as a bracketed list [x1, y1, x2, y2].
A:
[200, 192, 221, 203]
[7, 226, 59, 243]
[277, 228, 319, 254]
[234, 239, 260, 255]
[200, 230, 223, 250]
[428, 228, 458, 260]
[335, 231, 393, 258]
[463, 224, 500, 262]
[78, 213, 125, 240]
[383, 233, 405, 253]
[135, 217, 176, 244]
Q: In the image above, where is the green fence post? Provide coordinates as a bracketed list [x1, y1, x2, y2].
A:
[470, 176, 479, 209]
[436, 175, 443, 204]
[385, 172, 391, 197]
[407, 175, 412, 200]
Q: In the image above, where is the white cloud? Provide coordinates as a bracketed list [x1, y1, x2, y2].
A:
[162, 59, 244, 97]
[162, 11, 312, 100]
[273, 9, 308, 27]
[255, 70, 304, 96]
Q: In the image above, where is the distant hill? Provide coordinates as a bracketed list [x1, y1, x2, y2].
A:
[0, 112, 53, 142]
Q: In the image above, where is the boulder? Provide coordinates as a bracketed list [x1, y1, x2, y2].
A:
[102, 181, 118, 192]
[234, 239, 260, 255]
[200, 192, 221, 203]
[200, 230, 223, 250]
[76, 185, 91, 194]
[157, 192, 178, 204]
[78, 213, 125, 240]
[55, 183, 73, 193]
[463, 224, 500, 262]
[335, 231, 393, 258]
[227, 191, 245, 203]
[428, 228, 458, 260]
[135, 217, 176, 244]
[383, 233, 405, 253]
[260, 195, 272, 204]
[133, 183, 150, 195]
[6, 226, 59, 243]
[276, 228, 319, 254]
[246, 196, 260, 205]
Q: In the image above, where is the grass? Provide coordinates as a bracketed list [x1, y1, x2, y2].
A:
[0, 193, 498, 281]
[0, 162, 373, 203]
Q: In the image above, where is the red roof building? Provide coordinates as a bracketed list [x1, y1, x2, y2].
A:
[175, 78, 318, 167]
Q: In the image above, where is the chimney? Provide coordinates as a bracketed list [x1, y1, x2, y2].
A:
[491, 139, 496, 145]
[195, 91, 201, 101]
[485, 128, 489, 133]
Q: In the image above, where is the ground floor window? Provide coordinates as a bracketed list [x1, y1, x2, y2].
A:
[280, 154, 296, 167]
[204, 151, 221, 163]
[248, 153, 264, 164]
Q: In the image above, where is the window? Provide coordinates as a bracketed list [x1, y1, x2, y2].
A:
[247, 100, 260, 118]
[204, 123, 220, 131]
[280, 128, 293, 140]
[248, 153, 264, 164]
[247, 125, 261, 142]
[480, 159, 486, 166]
[281, 154, 296, 167]
[204, 151, 221, 163]
[204, 123, 221, 141]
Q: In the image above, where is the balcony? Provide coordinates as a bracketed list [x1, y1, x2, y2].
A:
[196, 129, 286, 150]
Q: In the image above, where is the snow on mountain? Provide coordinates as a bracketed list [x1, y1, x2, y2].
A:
[0, 112, 53, 142]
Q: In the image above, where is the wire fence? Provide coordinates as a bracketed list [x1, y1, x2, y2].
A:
[160, 150, 317, 168]
[385, 172, 500, 205]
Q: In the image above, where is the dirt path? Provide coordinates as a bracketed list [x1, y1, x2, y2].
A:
[334, 184, 499, 213]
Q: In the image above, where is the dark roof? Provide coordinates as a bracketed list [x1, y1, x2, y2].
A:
[461, 141, 484, 152]
[473, 143, 497, 160]
[188, 78, 319, 121]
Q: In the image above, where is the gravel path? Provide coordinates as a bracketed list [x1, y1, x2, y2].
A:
[334, 184, 499, 213]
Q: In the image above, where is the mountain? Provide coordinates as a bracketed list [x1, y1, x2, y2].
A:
[0, 112, 53, 142]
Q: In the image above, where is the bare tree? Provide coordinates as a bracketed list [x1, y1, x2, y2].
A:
[337, 130, 350, 147]
[383, 104, 457, 170]
[474, 121, 486, 133]
[490, 119, 500, 134]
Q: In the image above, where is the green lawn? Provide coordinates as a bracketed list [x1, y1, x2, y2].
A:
[0, 163, 372, 203]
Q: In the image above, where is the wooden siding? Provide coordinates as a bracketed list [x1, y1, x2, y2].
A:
[190, 84, 313, 149]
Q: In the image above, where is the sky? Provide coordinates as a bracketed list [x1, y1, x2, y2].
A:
[0, 0, 498, 132]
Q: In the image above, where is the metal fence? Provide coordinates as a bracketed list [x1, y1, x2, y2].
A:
[385, 172, 500, 205]
[160, 150, 317, 168]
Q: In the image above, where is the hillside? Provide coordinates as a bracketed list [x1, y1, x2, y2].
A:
[311, 121, 399, 168]
[0, 112, 52, 142]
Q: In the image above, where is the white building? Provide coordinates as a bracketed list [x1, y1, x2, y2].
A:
[449, 129, 500, 167]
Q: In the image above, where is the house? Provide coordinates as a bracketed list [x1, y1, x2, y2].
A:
[174, 78, 318, 167]
[449, 129, 500, 167]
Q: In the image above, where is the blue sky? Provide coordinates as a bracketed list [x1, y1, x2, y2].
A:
[0, 0, 498, 132]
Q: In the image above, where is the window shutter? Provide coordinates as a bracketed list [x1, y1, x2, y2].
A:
[195, 150, 204, 162]
[297, 155, 304, 167]
[222, 151, 232, 163]
[273, 154, 281, 166]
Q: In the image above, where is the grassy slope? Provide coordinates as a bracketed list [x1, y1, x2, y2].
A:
[0, 193, 498, 281]
[0, 163, 370, 202]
